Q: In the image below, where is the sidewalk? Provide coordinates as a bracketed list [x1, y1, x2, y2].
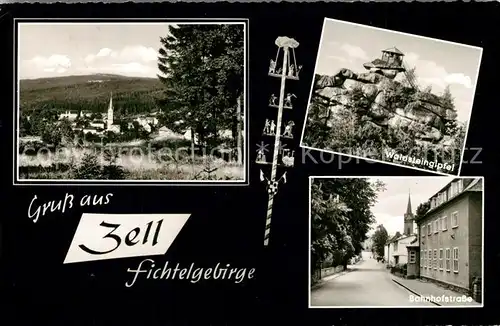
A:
[392, 275, 481, 306]
[311, 260, 362, 291]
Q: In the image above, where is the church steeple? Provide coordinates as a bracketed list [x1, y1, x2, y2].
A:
[406, 190, 412, 215]
[107, 92, 113, 129]
[403, 189, 414, 236]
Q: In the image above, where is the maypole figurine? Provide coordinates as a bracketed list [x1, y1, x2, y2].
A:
[263, 119, 277, 136]
[284, 93, 296, 108]
[257, 36, 301, 246]
[282, 121, 295, 138]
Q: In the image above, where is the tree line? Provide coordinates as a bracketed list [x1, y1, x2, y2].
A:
[311, 178, 385, 277]
[20, 90, 162, 116]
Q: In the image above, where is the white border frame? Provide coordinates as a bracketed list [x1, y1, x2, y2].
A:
[308, 176, 485, 308]
[299, 18, 483, 177]
[14, 18, 250, 186]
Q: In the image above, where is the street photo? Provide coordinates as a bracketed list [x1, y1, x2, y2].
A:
[300, 18, 482, 176]
[309, 176, 483, 308]
[15, 21, 247, 183]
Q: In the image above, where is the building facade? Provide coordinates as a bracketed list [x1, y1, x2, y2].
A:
[387, 233, 417, 265]
[416, 178, 483, 293]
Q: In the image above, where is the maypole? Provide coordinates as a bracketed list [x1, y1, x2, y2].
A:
[257, 36, 301, 246]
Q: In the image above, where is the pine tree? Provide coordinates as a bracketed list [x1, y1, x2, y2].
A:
[157, 24, 244, 148]
[440, 85, 459, 136]
[441, 85, 454, 109]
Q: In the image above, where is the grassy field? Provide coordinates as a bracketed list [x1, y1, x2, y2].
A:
[19, 152, 243, 181]
[18, 143, 244, 181]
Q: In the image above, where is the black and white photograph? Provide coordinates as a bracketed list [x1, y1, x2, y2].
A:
[309, 176, 483, 307]
[15, 21, 248, 183]
[301, 19, 482, 176]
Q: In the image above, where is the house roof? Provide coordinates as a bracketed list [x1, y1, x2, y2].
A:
[417, 178, 483, 222]
[387, 232, 416, 244]
[387, 232, 401, 244]
[382, 47, 404, 55]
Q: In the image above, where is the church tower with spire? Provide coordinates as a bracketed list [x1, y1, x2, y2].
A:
[107, 92, 114, 130]
[404, 191, 415, 236]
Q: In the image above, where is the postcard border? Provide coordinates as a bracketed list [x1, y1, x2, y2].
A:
[13, 18, 250, 186]
[299, 17, 483, 177]
[307, 175, 485, 308]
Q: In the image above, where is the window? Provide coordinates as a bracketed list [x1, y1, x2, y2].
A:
[423, 250, 426, 267]
[421, 227, 425, 238]
[451, 182, 457, 197]
[453, 247, 459, 273]
[445, 248, 451, 271]
[451, 180, 463, 197]
[451, 211, 459, 228]
[427, 223, 431, 235]
[439, 249, 444, 270]
[420, 250, 424, 268]
[433, 249, 437, 269]
[434, 220, 439, 234]
[409, 251, 416, 263]
[442, 216, 448, 231]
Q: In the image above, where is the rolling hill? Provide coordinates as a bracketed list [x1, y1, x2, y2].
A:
[19, 74, 165, 114]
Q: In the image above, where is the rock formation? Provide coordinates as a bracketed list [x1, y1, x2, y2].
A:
[312, 62, 458, 144]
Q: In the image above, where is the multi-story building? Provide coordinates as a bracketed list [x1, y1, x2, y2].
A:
[414, 178, 483, 295]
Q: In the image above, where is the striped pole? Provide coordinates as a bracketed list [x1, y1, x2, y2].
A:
[264, 46, 289, 246]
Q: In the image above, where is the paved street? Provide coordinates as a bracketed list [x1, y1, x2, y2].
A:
[310, 252, 435, 307]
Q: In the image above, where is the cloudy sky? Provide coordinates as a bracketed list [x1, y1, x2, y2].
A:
[366, 177, 452, 237]
[18, 23, 174, 79]
[315, 19, 483, 123]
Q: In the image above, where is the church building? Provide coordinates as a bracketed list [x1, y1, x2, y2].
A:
[386, 192, 418, 266]
[105, 93, 121, 134]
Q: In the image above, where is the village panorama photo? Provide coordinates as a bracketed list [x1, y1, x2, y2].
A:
[309, 176, 483, 308]
[300, 18, 482, 176]
[15, 20, 248, 184]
